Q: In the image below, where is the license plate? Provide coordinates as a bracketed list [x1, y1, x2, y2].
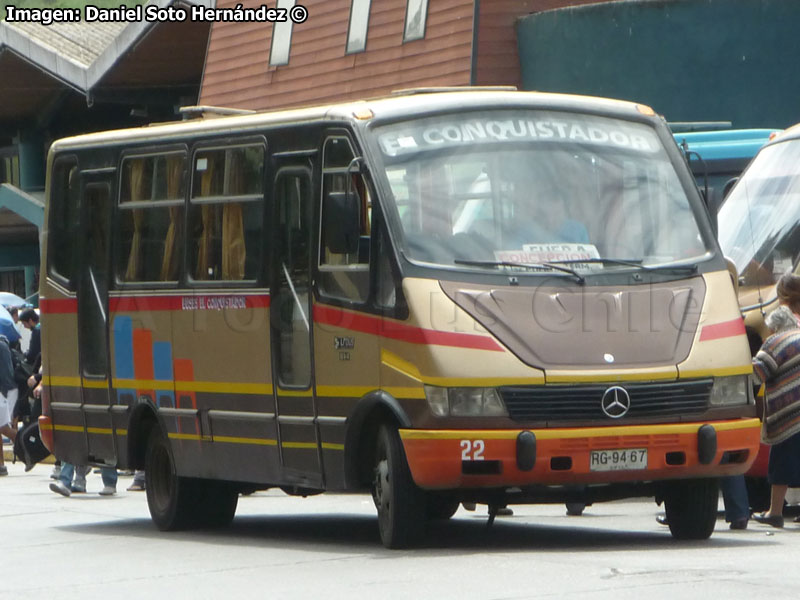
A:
[589, 448, 647, 472]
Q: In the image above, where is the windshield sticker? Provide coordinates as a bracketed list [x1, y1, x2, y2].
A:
[495, 243, 601, 271]
[379, 116, 658, 157]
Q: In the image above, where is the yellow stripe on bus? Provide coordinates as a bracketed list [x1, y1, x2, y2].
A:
[212, 435, 277, 446]
[47, 376, 82, 387]
[46, 375, 428, 401]
[678, 365, 754, 379]
[399, 418, 761, 441]
[381, 349, 545, 387]
[165, 432, 343, 450]
[82, 379, 109, 389]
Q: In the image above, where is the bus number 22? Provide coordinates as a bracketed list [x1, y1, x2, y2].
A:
[460, 439, 485, 461]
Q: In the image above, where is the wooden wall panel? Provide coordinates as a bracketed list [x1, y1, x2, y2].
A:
[474, 0, 608, 88]
[200, 0, 475, 110]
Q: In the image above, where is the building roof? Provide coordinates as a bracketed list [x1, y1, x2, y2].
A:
[0, 0, 213, 128]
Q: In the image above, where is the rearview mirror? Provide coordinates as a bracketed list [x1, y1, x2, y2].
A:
[323, 191, 360, 254]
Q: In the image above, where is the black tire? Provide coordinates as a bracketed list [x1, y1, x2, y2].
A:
[144, 428, 195, 531]
[371, 424, 426, 548]
[191, 481, 239, 528]
[426, 493, 460, 520]
[565, 502, 586, 516]
[663, 478, 719, 540]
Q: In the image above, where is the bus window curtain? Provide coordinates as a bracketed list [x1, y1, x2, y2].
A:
[195, 161, 216, 280]
[124, 160, 145, 281]
[222, 152, 246, 280]
[160, 156, 183, 281]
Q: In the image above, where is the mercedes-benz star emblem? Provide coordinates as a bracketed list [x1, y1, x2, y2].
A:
[601, 386, 631, 419]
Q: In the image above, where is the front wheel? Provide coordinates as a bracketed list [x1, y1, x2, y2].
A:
[663, 478, 719, 540]
[371, 424, 426, 548]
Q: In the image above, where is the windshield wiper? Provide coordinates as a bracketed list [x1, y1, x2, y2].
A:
[550, 258, 699, 274]
[454, 259, 585, 284]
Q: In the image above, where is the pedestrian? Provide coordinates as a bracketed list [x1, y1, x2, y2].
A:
[0, 333, 19, 476]
[127, 469, 146, 491]
[7, 307, 30, 353]
[751, 276, 800, 528]
[50, 463, 117, 497]
[18, 309, 40, 369]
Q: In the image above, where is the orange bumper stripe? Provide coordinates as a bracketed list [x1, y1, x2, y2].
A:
[400, 419, 761, 489]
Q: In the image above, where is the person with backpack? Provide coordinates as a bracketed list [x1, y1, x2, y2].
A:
[0, 333, 19, 476]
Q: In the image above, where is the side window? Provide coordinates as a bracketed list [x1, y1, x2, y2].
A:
[318, 137, 371, 303]
[79, 184, 111, 377]
[48, 158, 80, 285]
[189, 144, 265, 282]
[118, 152, 185, 283]
[274, 170, 312, 388]
[375, 227, 397, 309]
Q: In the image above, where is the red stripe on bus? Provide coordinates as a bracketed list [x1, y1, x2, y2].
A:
[313, 305, 504, 352]
[699, 318, 746, 342]
[39, 298, 78, 314]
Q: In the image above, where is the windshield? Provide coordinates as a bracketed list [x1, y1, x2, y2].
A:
[372, 110, 708, 274]
[718, 139, 800, 287]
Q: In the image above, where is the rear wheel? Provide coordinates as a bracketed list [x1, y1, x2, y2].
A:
[664, 478, 719, 540]
[371, 424, 426, 548]
[191, 481, 239, 528]
[145, 428, 194, 531]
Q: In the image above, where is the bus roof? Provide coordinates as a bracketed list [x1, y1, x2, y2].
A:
[49, 89, 657, 152]
[673, 129, 781, 162]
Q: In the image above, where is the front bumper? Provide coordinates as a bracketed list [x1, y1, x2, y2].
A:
[400, 418, 761, 489]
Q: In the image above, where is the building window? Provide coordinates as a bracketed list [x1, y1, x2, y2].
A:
[270, 0, 296, 66]
[346, 0, 371, 54]
[404, 0, 428, 42]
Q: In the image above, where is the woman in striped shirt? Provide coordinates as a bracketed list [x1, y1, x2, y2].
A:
[752, 273, 800, 528]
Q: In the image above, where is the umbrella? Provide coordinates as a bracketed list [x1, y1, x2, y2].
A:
[0, 305, 21, 343]
[0, 291, 28, 308]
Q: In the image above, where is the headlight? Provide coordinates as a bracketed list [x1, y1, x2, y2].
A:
[709, 375, 751, 406]
[424, 386, 508, 417]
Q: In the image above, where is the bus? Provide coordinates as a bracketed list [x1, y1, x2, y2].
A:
[672, 127, 780, 212]
[673, 126, 780, 510]
[38, 89, 761, 548]
[717, 124, 800, 507]
[718, 124, 800, 352]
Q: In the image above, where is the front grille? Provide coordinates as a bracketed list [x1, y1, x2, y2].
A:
[500, 379, 713, 422]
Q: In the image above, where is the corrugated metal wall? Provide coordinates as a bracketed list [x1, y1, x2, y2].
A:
[517, 0, 800, 128]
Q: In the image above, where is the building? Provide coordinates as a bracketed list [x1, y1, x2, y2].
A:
[199, 0, 603, 111]
[0, 0, 212, 301]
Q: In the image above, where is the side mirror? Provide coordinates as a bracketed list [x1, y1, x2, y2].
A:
[323, 191, 360, 254]
[722, 177, 739, 199]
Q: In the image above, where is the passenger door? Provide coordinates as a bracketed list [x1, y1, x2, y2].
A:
[270, 161, 323, 487]
[77, 175, 117, 464]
